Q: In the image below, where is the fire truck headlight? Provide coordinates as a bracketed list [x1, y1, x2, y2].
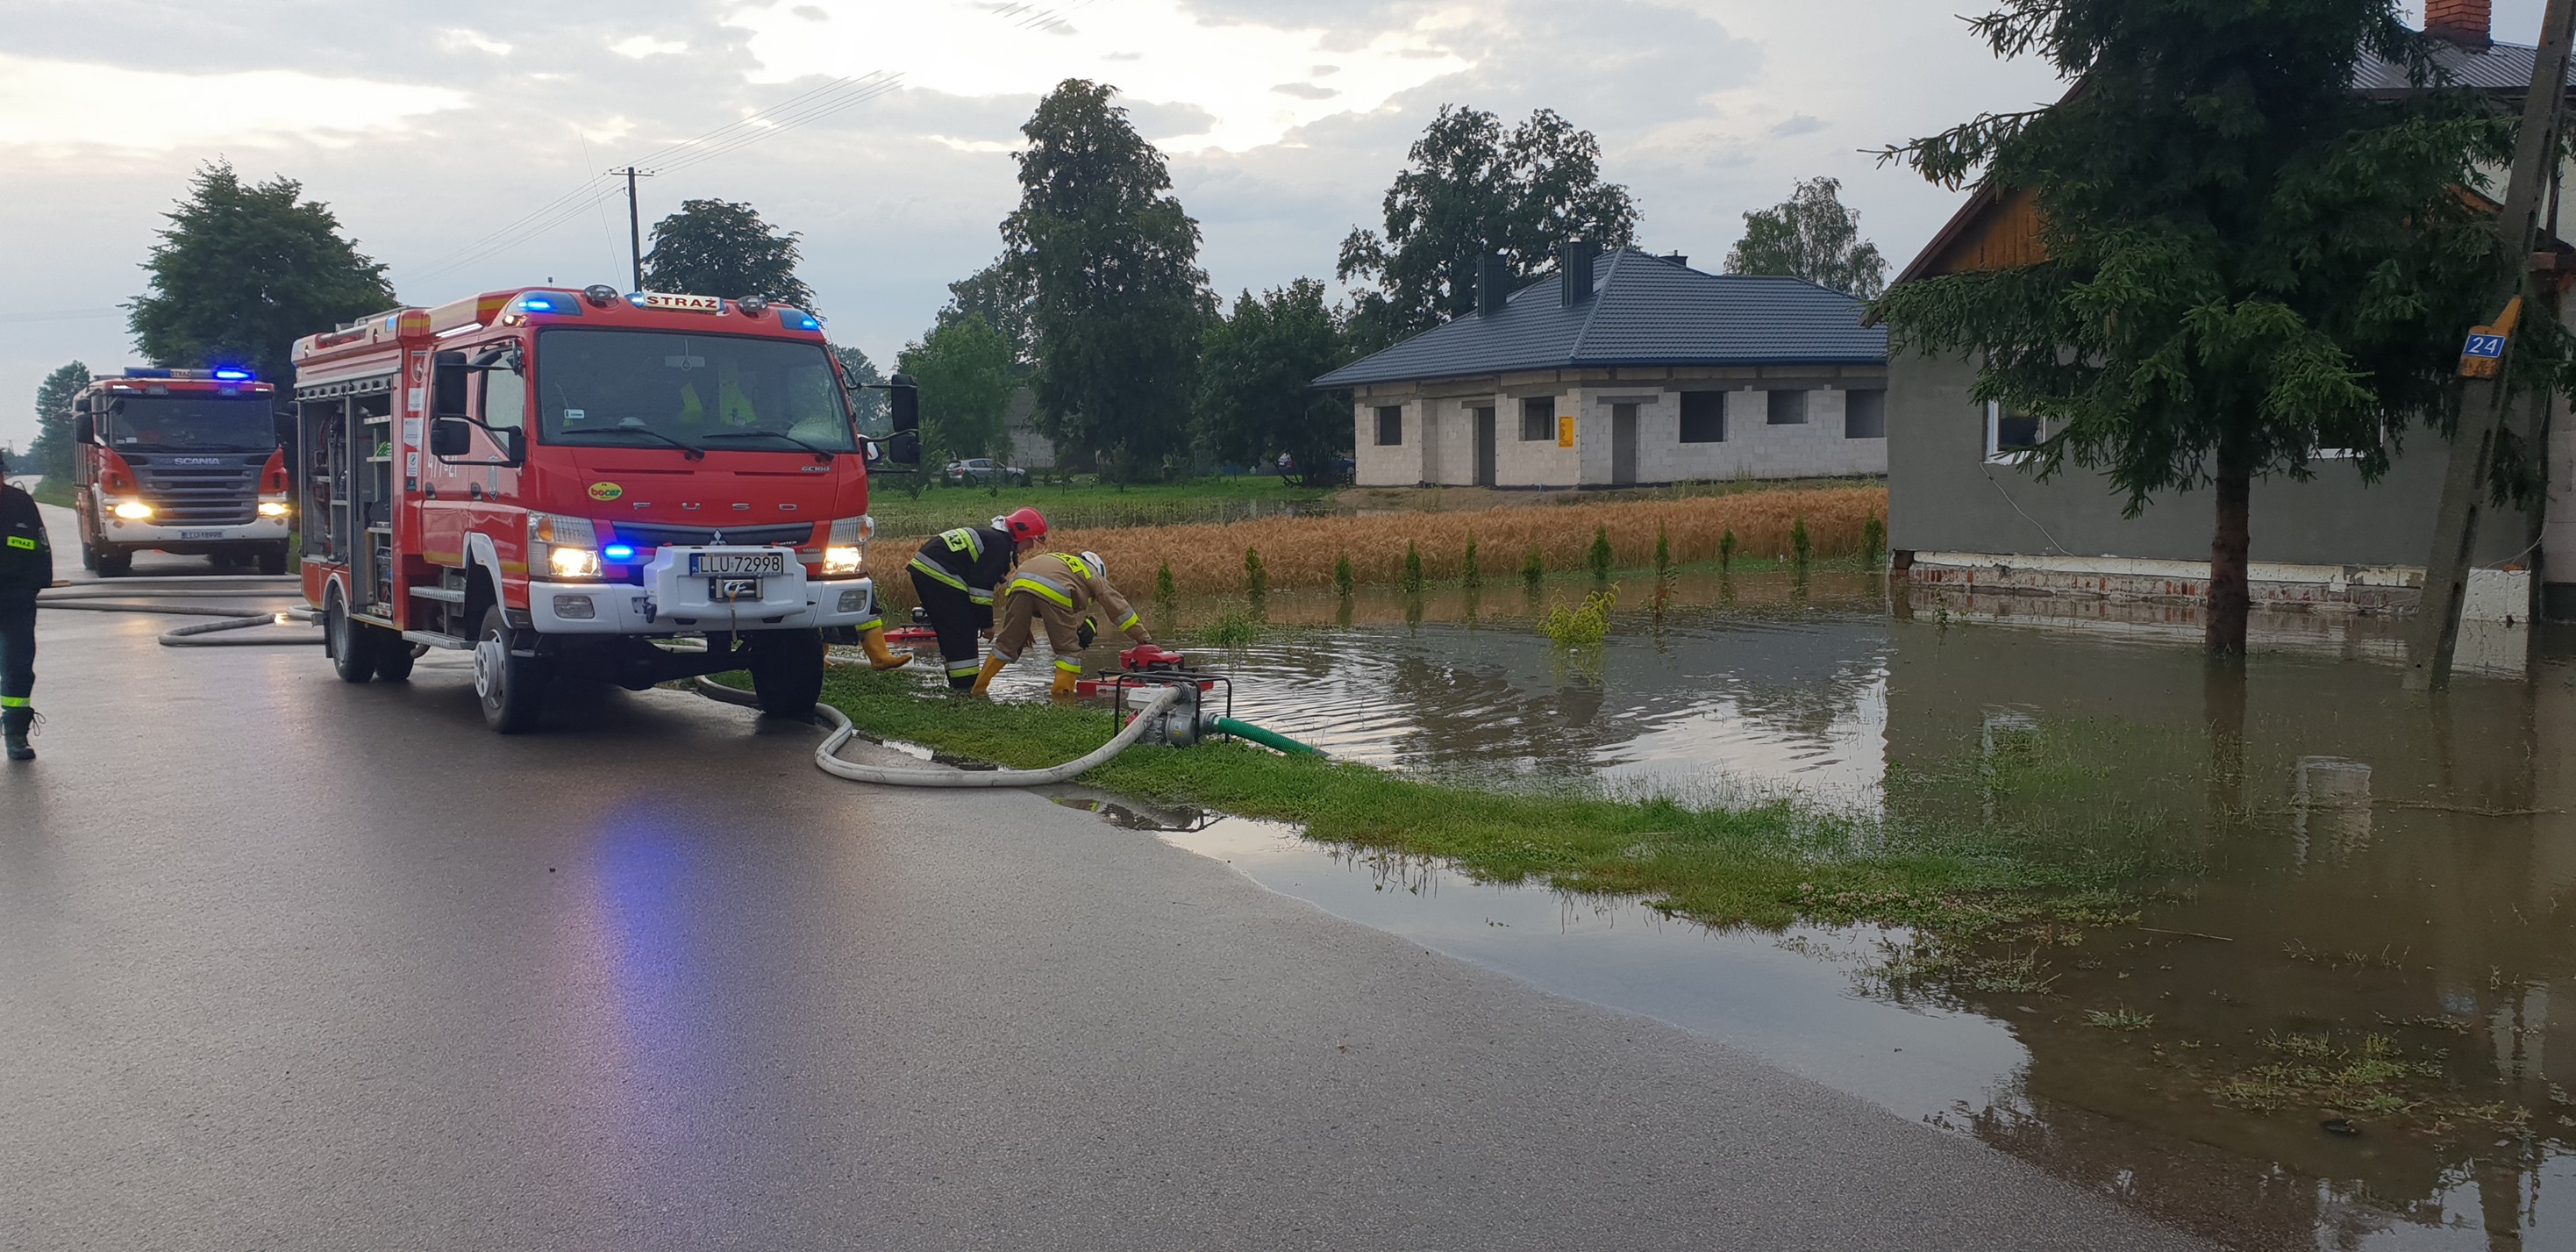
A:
[257, 501, 289, 518]
[549, 547, 602, 578]
[111, 501, 153, 520]
[824, 547, 862, 575]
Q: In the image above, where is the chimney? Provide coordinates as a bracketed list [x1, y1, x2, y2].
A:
[2426, 0, 2492, 50]
[1559, 240, 1599, 308]
[1663, 252, 1688, 267]
[1477, 253, 1512, 317]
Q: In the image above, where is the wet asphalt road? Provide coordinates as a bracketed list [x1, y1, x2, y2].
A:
[0, 533, 2209, 1250]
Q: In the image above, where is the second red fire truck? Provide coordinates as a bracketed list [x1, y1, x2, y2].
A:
[289, 283, 910, 733]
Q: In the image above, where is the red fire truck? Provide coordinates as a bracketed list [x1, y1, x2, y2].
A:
[289, 284, 908, 733]
[68, 368, 294, 577]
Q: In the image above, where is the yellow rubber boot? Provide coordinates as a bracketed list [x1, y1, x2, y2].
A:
[969, 654, 1009, 696]
[1049, 663, 1081, 699]
[857, 625, 914, 670]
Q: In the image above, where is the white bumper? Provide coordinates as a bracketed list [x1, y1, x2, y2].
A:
[527, 546, 877, 634]
[103, 517, 289, 545]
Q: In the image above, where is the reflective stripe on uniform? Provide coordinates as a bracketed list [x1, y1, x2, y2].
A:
[0, 697, 26, 708]
[852, 615, 883, 632]
[1053, 658, 1082, 674]
[945, 660, 983, 677]
[1117, 612, 1138, 631]
[940, 527, 985, 560]
[967, 586, 995, 606]
[1008, 576, 1075, 610]
[909, 554, 971, 592]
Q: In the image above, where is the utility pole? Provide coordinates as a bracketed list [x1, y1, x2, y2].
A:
[2410, 0, 2576, 690]
[617, 167, 656, 292]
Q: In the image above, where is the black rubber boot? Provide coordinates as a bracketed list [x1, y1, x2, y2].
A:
[3, 706, 32, 762]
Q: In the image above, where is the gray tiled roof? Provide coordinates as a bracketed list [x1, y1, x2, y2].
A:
[1313, 249, 1887, 389]
[2354, 39, 2576, 94]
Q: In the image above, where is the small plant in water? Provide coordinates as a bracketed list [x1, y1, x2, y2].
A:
[1244, 546, 1267, 598]
[1461, 535, 1481, 589]
[1401, 540, 1425, 592]
[1332, 550, 1354, 598]
[1719, 528, 1737, 569]
[1653, 524, 1671, 581]
[1539, 585, 1617, 647]
[1155, 562, 1176, 601]
[2085, 1007, 2156, 1032]
[1862, 513, 1886, 565]
[1198, 606, 1260, 650]
[1791, 515, 1811, 569]
[1588, 526, 1613, 582]
[1521, 546, 1545, 591]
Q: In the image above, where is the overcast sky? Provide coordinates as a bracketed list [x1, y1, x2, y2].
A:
[0, 0, 2529, 454]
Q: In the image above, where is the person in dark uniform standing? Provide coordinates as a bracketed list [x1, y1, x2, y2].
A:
[905, 506, 1047, 690]
[0, 451, 51, 762]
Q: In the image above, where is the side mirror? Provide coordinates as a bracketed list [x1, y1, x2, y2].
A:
[72, 396, 91, 415]
[73, 415, 94, 445]
[432, 350, 471, 419]
[430, 419, 475, 459]
[888, 372, 920, 440]
[503, 427, 526, 463]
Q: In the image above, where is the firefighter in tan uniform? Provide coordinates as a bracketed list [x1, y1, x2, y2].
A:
[973, 550, 1154, 698]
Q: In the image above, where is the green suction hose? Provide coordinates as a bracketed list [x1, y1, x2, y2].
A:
[1210, 716, 1322, 756]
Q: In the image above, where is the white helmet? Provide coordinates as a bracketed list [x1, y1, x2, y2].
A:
[1079, 551, 1106, 578]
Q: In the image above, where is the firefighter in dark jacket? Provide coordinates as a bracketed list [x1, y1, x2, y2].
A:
[1, 453, 51, 761]
[906, 506, 1048, 689]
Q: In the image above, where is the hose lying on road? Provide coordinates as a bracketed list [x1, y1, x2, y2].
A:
[695, 674, 1185, 788]
[34, 585, 321, 647]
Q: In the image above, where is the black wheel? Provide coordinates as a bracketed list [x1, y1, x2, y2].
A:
[746, 628, 825, 719]
[256, 544, 289, 576]
[371, 630, 417, 682]
[326, 590, 378, 683]
[472, 605, 548, 733]
[79, 540, 96, 572]
[96, 547, 131, 578]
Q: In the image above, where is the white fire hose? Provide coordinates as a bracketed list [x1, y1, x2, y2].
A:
[694, 673, 1183, 788]
[35, 578, 320, 647]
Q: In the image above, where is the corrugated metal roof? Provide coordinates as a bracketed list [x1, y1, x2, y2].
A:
[2354, 39, 2576, 94]
[1314, 249, 1886, 388]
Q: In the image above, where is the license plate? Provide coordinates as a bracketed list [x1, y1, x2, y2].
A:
[689, 551, 787, 576]
[180, 530, 224, 540]
[710, 578, 762, 603]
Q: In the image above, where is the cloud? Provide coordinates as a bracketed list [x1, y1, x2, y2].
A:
[442, 29, 512, 55]
[1272, 82, 1338, 100]
[611, 35, 690, 58]
[1769, 113, 1826, 138]
[0, 54, 463, 151]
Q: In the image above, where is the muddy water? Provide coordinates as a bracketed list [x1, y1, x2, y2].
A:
[1030, 573, 2575, 1251]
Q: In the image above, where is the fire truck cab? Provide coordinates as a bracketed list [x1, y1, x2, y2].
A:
[289, 284, 896, 733]
[68, 368, 293, 577]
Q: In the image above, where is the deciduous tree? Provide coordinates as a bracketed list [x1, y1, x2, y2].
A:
[897, 313, 1016, 465]
[1004, 79, 1211, 476]
[941, 257, 1039, 368]
[1872, 0, 2536, 655]
[1198, 279, 1351, 485]
[1724, 177, 1887, 298]
[1338, 106, 1638, 350]
[642, 199, 817, 310]
[28, 361, 91, 483]
[129, 162, 393, 387]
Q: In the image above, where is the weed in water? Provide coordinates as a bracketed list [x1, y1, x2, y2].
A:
[1462, 535, 1481, 589]
[1244, 546, 1267, 599]
[1332, 550, 1354, 598]
[1195, 606, 1261, 650]
[1654, 524, 1672, 581]
[1862, 513, 1885, 565]
[1588, 526, 1613, 582]
[1521, 546, 1545, 591]
[1719, 528, 1737, 569]
[1402, 541, 1425, 593]
[2085, 1007, 2157, 1031]
[1155, 562, 1176, 601]
[1791, 515, 1811, 569]
[1539, 585, 1617, 647]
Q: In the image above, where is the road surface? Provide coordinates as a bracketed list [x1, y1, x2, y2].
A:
[0, 531, 2207, 1250]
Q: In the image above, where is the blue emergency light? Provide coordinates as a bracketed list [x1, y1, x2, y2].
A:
[602, 542, 638, 562]
[786, 312, 823, 332]
[211, 368, 253, 381]
[520, 295, 561, 313]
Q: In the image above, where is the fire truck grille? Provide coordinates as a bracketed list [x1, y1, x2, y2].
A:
[610, 522, 813, 548]
[129, 455, 264, 526]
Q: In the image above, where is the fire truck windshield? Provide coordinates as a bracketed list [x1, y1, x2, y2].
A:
[535, 328, 857, 454]
[103, 394, 278, 453]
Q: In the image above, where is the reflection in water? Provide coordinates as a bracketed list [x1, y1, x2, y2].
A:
[1093, 574, 2573, 1251]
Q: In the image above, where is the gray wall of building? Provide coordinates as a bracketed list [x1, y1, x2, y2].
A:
[1887, 350, 2536, 568]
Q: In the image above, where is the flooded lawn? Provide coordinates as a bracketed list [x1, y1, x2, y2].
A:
[1034, 572, 2576, 1251]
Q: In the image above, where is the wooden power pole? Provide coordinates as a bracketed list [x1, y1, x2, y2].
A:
[617, 166, 655, 293]
[2412, 0, 2576, 690]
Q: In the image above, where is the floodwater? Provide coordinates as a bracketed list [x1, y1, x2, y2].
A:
[1026, 572, 2576, 1252]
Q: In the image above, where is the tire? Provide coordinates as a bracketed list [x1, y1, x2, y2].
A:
[79, 541, 96, 572]
[372, 631, 417, 682]
[256, 544, 289, 576]
[472, 605, 548, 733]
[326, 590, 378, 683]
[746, 628, 825, 719]
[96, 547, 132, 578]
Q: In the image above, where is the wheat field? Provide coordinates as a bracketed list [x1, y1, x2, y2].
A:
[872, 486, 1887, 606]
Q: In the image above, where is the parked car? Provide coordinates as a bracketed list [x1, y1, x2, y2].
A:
[941, 457, 1031, 487]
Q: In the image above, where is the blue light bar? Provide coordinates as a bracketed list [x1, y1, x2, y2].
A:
[211, 368, 253, 381]
[602, 543, 638, 562]
[520, 296, 560, 312]
[786, 312, 823, 332]
[124, 368, 173, 379]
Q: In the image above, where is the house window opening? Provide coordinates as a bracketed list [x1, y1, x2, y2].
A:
[1844, 390, 1886, 440]
[1766, 390, 1809, 425]
[1984, 401, 2042, 462]
[1679, 391, 1725, 443]
[1375, 405, 1403, 447]
[1519, 396, 1554, 441]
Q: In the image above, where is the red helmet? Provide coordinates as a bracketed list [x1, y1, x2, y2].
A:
[997, 506, 1049, 544]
